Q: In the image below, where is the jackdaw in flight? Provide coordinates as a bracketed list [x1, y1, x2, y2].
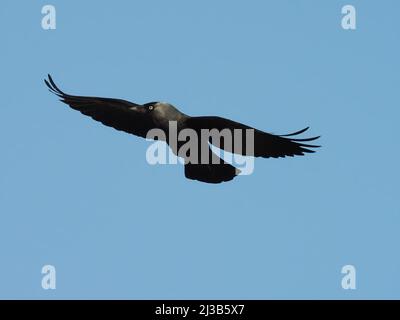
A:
[44, 75, 320, 184]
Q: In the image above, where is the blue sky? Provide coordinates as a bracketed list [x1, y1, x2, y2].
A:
[0, 0, 399, 299]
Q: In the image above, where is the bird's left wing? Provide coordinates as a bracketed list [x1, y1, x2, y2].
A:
[45, 75, 156, 138]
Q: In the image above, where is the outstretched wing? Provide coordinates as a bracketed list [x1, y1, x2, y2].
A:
[185, 116, 320, 158]
[45, 74, 156, 138]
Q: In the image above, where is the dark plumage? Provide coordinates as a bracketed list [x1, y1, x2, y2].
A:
[45, 75, 320, 183]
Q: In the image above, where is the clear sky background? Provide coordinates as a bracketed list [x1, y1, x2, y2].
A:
[0, 0, 399, 299]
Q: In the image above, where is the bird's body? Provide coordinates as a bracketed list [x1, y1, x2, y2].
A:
[45, 75, 320, 183]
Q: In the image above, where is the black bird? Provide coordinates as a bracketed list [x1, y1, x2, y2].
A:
[44, 75, 320, 183]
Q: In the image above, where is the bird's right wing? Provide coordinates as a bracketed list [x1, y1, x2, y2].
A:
[185, 116, 320, 158]
[45, 75, 156, 138]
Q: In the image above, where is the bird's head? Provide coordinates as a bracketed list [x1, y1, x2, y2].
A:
[143, 101, 187, 129]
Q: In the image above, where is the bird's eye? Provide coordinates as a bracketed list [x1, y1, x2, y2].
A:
[148, 105, 154, 111]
